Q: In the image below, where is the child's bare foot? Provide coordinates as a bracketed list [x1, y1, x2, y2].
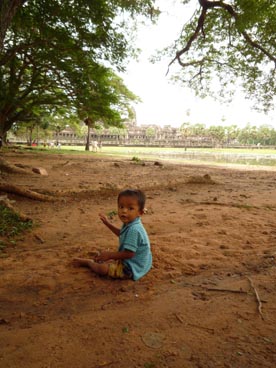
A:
[87, 250, 100, 257]
[72, 258, 94, 267]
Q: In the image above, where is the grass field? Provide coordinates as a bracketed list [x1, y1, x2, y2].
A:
[27, 145, 276, 155]
[10, 144, 276, 166]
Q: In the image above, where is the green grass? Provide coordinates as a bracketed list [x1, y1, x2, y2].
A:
[0, 204, 33, 255]
[15, 144, 276, 155]
[107, 210, 117, 219]
[99, 146, 276, 157]
[0, 205, 33, 239]
[11, 144, 276, 167]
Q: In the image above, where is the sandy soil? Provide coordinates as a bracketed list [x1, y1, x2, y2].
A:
[0, 150, 276, 368]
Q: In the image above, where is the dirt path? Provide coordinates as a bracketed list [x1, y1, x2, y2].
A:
[1, 151, 276, 368]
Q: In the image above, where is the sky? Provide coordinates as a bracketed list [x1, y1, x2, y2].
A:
[121, 0, 275, 129]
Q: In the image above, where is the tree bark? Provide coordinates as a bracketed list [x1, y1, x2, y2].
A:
[0, 157, 32, 174]
[85, 125, 91, 151]
[0, 183, 55, 201]
[0, 0, 26, 50]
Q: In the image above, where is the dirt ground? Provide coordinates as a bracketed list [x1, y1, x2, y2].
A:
[0, 150, 276, 368]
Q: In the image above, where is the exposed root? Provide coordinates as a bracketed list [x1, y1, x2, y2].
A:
[0, 184, 56, 201]
[0, 196, 31, 221]
[0, 157, 33, 174]
[246, 276, 264, 320]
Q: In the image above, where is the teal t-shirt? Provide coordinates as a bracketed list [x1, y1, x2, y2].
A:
[119, 217, 152, 281]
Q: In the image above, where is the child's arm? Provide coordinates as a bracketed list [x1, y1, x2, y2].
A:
[99, 213, 120, 236]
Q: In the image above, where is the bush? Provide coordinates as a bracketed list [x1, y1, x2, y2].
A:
[131, 156, 141, 162]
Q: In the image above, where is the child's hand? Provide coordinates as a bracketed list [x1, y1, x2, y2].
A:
[99, 213, 109, 225]
[95, 251, 112, 262]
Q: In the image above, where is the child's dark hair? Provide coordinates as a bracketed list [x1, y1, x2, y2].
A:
[118, 189, 146, 211]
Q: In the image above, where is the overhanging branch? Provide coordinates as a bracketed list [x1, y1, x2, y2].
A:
[167, 5, 207, 75]
[168, 0, 276, 73]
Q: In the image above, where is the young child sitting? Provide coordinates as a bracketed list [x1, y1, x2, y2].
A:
[73, 189, 152, 281]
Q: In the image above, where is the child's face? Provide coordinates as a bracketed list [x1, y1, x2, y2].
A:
[118, 195, 143, 224]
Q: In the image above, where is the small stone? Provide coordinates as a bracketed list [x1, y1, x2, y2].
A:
[32, 167, 48, 176]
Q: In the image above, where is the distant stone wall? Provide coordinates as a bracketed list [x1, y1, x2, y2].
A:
[53, 128, 215, 147]
[11, 124, 268, 148]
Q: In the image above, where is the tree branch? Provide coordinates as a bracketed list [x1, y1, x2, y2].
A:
[169, 0, 276, 73]
[167, 5, 207, 75]
[0, 0, 27, 50]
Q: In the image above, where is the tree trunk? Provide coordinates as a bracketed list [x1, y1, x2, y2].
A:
[85, 125, 91, 151]
[0, 0, 26, 50]
[27, 127, 33, 146]
[0, 111, 14, 144]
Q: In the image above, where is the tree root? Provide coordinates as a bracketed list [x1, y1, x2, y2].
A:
[0, 196, 31, 221]
[0, 184, 55, 201]
[0, 157, 33, 174]
[246, 276, 264, 320]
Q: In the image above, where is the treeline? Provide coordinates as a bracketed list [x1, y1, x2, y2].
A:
[9, 121, 276, 148]
[180, 123, 276, 146]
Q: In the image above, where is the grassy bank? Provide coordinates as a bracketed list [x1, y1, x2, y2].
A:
[8, 144, 276, 166]
[20, 145, 276, 155]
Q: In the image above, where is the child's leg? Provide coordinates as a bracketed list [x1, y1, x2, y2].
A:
[73, 258, 109, 276]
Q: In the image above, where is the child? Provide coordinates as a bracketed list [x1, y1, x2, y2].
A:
[73, 189, 152, 281]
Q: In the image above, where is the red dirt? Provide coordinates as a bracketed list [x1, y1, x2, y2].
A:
[0, 150, 276, 368]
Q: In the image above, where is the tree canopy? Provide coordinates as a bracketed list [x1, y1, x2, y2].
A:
[166, 0, 276, 112]
[0, 0, 157, 137]
[1, 0, 275, 139]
